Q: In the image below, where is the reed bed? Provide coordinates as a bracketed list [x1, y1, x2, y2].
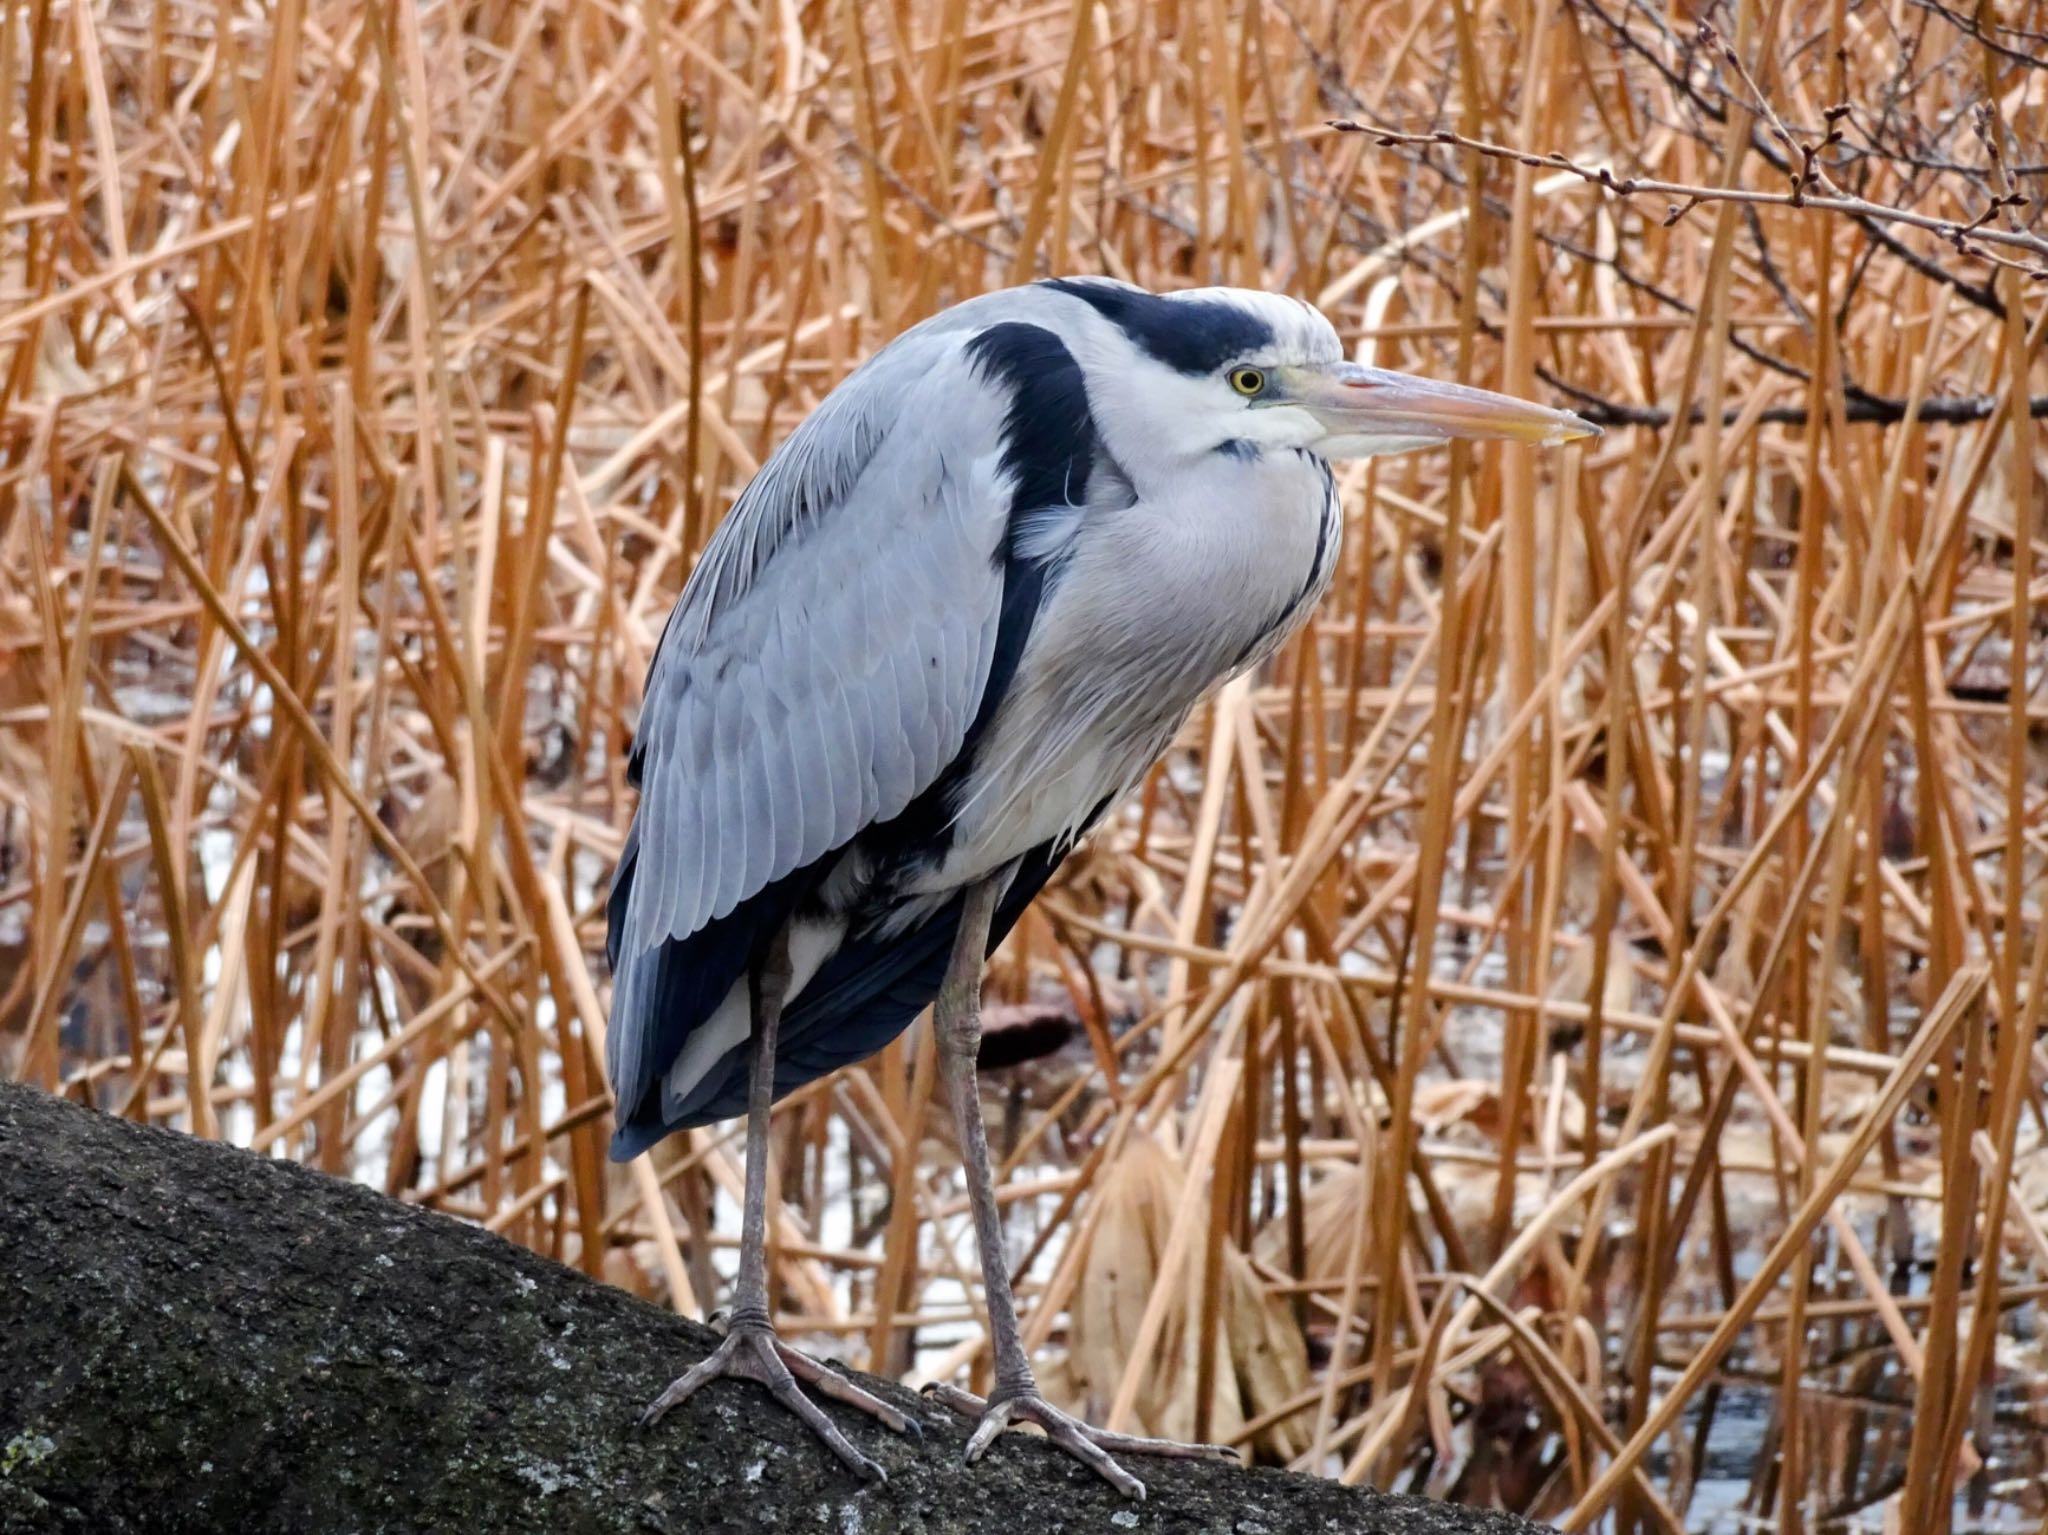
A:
[4, 0, 2044, 1528]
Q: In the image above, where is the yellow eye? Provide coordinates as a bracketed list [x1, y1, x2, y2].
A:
[1229, 366, 1266, 397]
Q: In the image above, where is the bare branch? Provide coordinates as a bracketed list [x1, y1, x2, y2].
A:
[1329, 122, 2048, 276]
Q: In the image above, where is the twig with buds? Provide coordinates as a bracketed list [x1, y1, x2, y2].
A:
[1330, 109, 2048, 279]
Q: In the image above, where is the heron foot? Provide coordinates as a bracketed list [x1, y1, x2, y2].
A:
[640, 1320, 912, 1484]
[920, 1380, 1238, 1499]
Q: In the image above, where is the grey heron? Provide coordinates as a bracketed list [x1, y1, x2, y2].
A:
[605, 277, 1593, 1494]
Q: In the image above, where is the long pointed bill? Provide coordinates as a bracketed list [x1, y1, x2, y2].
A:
[1296, 361, 1599, 453]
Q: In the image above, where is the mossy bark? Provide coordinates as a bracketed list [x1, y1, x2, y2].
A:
[0, 1082, 1555, 1534]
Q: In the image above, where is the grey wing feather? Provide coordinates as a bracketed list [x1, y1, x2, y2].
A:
[607, 287, 1095, 1114]
[615, 320, 1028, 961]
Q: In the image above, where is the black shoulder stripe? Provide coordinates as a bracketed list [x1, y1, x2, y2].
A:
[960, 320, 1096, 742]
[964, 321, 1096, 517]
[1043, 278, 1275, 376]
[861, 322, 1097, 874]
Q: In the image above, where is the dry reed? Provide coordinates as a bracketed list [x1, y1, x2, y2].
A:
[3, 0, 2045, 1529]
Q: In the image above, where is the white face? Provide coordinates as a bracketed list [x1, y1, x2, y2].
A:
[1137, 289, 1356, 460]
[1070, 286, 1596, 471]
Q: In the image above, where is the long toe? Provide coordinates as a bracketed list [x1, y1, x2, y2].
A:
[923, 1384, 1240, 1499]
[1067, 1420, 1241, 1463]
[748, 1337, 889, 1485]
[772, 1337, 918, 1437]
[639, 1329, 749, 1428]
[638, 1325, 905, 1485]
[1021, 1405, 1145, 1501]
[919, 1380, 989, 1418]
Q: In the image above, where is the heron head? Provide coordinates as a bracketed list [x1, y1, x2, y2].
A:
[1045, 280, 1597, 467]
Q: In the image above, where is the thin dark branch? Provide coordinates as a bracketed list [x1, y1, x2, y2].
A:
[1540, 371, 2048, 430]
[1900, 0, 2048, 70]
[1331, 123, 2048, 272]
[1561, 0, 2037, 309]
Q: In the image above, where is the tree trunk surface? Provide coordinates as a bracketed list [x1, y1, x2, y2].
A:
[0, 1081, 1556, 1534]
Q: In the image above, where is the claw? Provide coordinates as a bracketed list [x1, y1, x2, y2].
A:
[640, 1324, 909, 1485]
[962, 1398, 1014, 1463]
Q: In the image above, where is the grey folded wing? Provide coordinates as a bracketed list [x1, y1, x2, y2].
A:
[605, 323, 1026, 1115]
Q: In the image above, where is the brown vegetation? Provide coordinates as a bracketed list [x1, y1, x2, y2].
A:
[2, 0, 2044, 1530]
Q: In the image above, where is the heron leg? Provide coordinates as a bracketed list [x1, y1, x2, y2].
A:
[923, 875, 1237, 1500]
[638, 931, 911, 1482]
